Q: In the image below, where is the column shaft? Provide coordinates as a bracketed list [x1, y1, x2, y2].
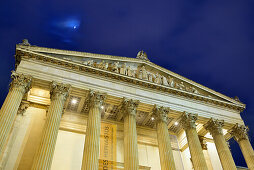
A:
[0, 72, 31, 157]
[238, 139, 254, 169]
[213, 133, 236, 169]
[154, 106, 176, 170]
[185, 128, 208, 170]
[230, 124, 254, 169]
[204, 119, 237, 170]
[81, 91, 105, 170]
[157, 120, 176, 170]
[122, 99, 139, 170]
[180, 113, 208, 170]
[32, 82, 70, 170]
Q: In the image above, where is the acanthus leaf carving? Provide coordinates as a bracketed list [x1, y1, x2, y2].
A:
[152, 105, 169, 124]
[87, 90, 106, 109]
[229, 123, 249, 142]
[203, 118, 224, 136]
[179, 112, 198, 130]
[120, 98, 139, 117]
[50, 81, 71, 101]
[10, 71, 32, 94]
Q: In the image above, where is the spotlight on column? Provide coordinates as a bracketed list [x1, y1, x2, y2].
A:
[151, 117, 155, 121]
[71, 99, 77, 104]
[174, 121, 179, 126]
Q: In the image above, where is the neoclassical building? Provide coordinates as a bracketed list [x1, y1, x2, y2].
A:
[0, 40, 253, 170]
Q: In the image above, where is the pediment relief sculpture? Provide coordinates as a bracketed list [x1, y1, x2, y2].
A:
[77, 58, 206, 97]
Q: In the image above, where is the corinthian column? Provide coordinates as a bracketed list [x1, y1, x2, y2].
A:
[121, 98, 139, 170]
[32, 81, 70, 170]
[230, 124, 254, 170]
[204, 118, 237, 170]
[81, 91, 106, 170]
[180, 112, 208, 170]
[153, 106, 176, 170]
[0, 71, 32, 156]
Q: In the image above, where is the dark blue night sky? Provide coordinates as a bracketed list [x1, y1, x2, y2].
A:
[0, 0, 253, 167]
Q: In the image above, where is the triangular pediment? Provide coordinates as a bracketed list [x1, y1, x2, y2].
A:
[15, 44, 245, 110]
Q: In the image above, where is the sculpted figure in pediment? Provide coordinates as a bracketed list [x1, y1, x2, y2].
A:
[192, 87, 200, 94]
[162, 76, 169, 86]
[138, 69, 142, 79]
[83, 60, 94, 66]
[141, 66, 148, 80]
[168, 76, 175, 88]
[120, 63, 127, 75]
[97, 60, 105, 69]
[179, 82, 185, 90]
[148, 73, 154, 82]
[154, 73, 162, 84]
[126, 66, 133, 77]
[175, 82, 180, 89]
[103, 62, 108, 70]
[112, 62, 119, 73]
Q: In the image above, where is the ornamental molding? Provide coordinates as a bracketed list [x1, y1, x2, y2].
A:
[179, 112, 198, 130]
[15, 44, 245, 112]
[50, 81, 71, 101]
[203, 118, 224, 136]
[229, 123, 249, 142]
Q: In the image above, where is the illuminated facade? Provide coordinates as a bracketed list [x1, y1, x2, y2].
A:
[0, 39, 253, 170]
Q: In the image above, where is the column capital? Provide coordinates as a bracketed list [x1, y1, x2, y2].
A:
[10, 71, 32, 93]
[50, 81, 71, 101]
[229, 123, 249, 142]
[152, 105, 169, 124]
[88, 90, 106, 108]
[204, 118, 224, 135]
[179, 112, 198, 130]
[121, 98, 139, 117]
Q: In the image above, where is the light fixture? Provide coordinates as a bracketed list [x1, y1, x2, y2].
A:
[101, 106, 104, 109]
[174, 122, 179, 126]
[71, 99, 77, 104]
[151, 117, 155, 121]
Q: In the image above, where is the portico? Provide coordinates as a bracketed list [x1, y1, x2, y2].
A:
[0, 40, 252, 170]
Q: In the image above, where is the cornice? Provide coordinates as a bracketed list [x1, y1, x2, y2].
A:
[15, 47, 245, 112]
